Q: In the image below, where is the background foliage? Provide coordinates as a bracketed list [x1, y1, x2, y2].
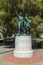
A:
[0, 0, 43, 38]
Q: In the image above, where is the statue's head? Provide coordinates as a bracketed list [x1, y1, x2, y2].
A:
[25, 13, 28, 17]
[19, 12, 22, 16]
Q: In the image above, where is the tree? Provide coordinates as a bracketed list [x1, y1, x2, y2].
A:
[29, 15, 42, 38]
[23, 0, 41, 16]
[0, 0, 43, 38]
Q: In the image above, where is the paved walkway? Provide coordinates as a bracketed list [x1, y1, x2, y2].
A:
[0, 46, 43, 65]
[0, 46, 13, 54]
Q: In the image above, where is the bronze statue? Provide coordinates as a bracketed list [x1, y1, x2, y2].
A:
[14, 7, 31, 35]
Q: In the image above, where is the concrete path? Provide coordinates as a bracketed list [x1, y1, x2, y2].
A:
[0, 46, 13, 54]
[0, 46, 43, 65]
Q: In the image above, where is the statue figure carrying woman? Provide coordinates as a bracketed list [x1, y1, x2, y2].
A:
[24, 13, 31, 35]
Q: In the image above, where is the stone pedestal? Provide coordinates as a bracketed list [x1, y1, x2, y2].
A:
[14, 36, 33, 58]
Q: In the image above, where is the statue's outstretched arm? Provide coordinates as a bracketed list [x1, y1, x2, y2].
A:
[14, 7, 19, 17]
